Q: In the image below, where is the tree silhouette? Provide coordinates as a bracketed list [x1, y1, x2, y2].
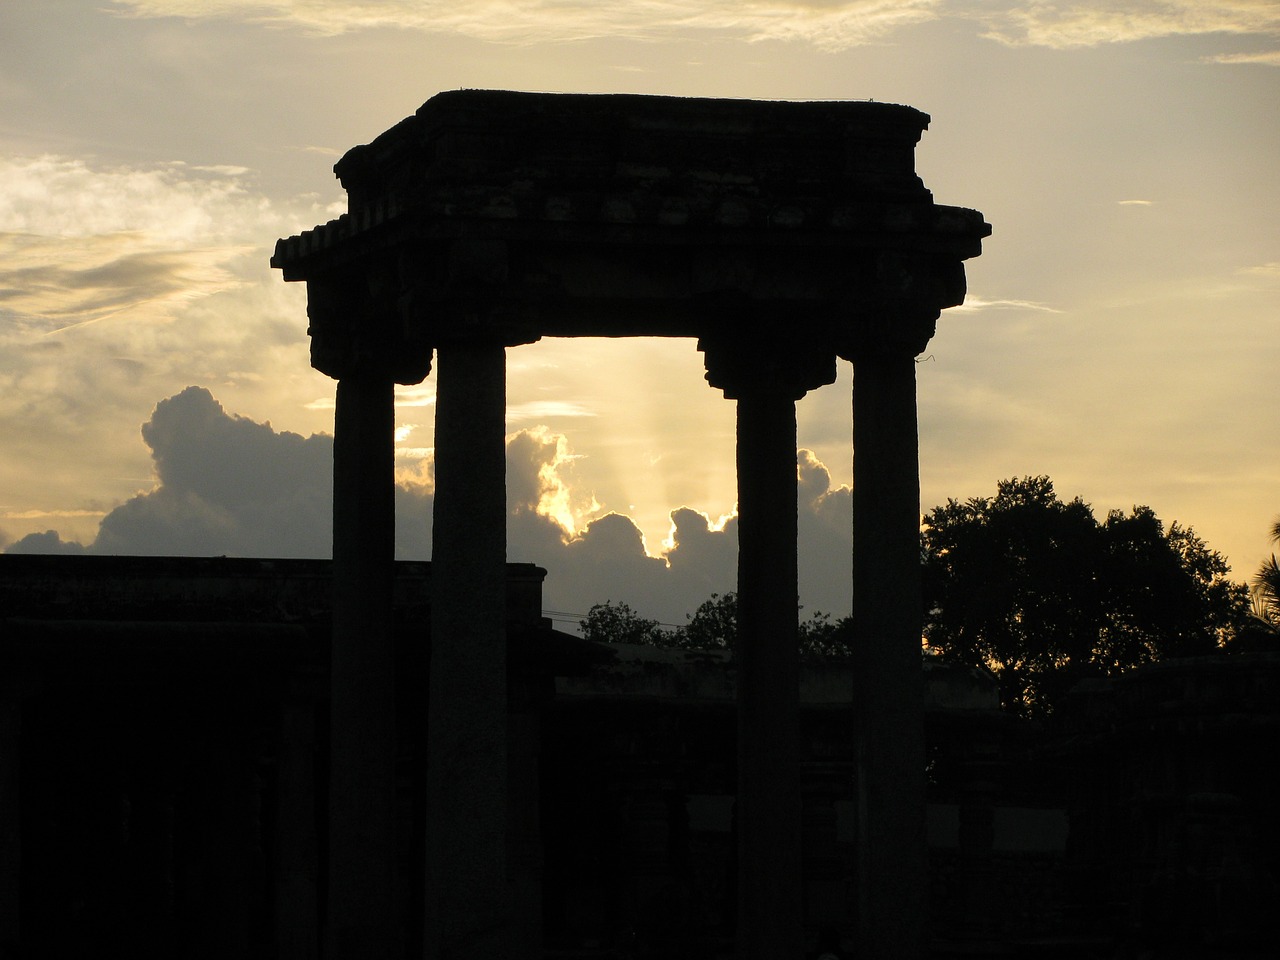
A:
[1251, 517, 1280, 627]
[579, 599, 672, 646]
[580, 591, 854, 661]
[921, 476, 1248, 718]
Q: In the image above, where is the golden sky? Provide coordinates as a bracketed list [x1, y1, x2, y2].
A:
[1, 1, 1277, 622]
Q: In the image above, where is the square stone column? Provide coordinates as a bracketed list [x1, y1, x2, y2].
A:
[850, 353, 927, 959]
[702, 335, 836, 960]
[425, 339, 514, 959]
[328, 373, 399, 959]
[734, 390, 805, 960]
[0, 683, 21, 952]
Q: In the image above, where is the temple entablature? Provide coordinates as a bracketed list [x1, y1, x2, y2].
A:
[272, 90, 989, 373]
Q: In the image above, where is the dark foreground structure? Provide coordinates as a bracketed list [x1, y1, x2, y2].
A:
[271, 89, 989, 960]
[2, 555, 1277, 960]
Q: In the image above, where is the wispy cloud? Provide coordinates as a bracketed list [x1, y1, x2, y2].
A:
[1118, 199, 1155, 205]
[1, 509, 107, 520]
[394, 385, 437, 408]
[948, 295, 1064, 314]
[0, 155, 345, 338]
[0, 233, 249, 333]
[0, 156, 287, 332]
[1203, 48, 1280, 65]
[1239, 261, 1280, 279]
[110, 0, 943, 50]
[109, 1, 1280, 52]
[979, 1, 1280, 50]
[507, 400, 599, 421]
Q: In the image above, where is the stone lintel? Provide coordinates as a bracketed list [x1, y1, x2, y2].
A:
[272, 200, 988, 287]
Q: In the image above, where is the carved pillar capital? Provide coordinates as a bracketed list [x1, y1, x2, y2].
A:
[833, 251, 966, 361]
[698, 334, 837, 402]
[395, 238, 544, 351]
[306, 265, 433, 384]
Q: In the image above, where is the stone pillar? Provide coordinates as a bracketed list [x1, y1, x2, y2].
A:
[801, 768, 847, 933]
[507, 672, 544, 955]
[0, 685, 21, 952]
[328, 372, 399, 960]
[734, 390, 804, 959]
[425, 339, 512, 959]
[275, 686, 321, 960]
[701, 335, 835, 960]
[850, 352, 927, 959]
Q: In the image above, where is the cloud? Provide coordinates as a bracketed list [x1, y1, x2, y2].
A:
[948, 295, 1064, 314]
[88, 386, 335, 557]
[9, 388, 857, 627]
[1239, 261, 1280, 279]
[1118, 199, 1155, 205]
[108, 0, 1280, 52]
[110, 0, 943, 50]
[0, 155, 306, 334]
[0, 156, 261, 242]
[1, 509, 106, 521]
[0, 154, 342, 550]
[1203, 49, 1280, 64]
[5, 530, 89, 555]
[0, 235, 248, 334]
[505, 426, 602, 538]
[506, 400, 598, 422]
[979, 1, 1280, 50]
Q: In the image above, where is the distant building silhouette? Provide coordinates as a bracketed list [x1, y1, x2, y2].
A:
[1, 555, 1277, 958]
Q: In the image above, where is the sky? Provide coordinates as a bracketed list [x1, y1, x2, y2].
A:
[1, 1, 1277, 628]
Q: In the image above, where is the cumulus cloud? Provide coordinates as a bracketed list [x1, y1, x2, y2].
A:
[110, 0, 943, 50]
[92, 386, 334, 556]
[6, 530, 88, 555]
[0, 154, 344, 549]
[9, 388, 857, 627]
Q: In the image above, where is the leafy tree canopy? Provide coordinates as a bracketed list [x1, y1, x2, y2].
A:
[922, 476, 1250, 718]
[580, 592, 853, 662]
[1251, 517, 1280, 625]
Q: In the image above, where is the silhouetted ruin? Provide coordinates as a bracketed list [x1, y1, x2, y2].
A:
[271, 89, 988, 960]
[7, 89, 1274, 960]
